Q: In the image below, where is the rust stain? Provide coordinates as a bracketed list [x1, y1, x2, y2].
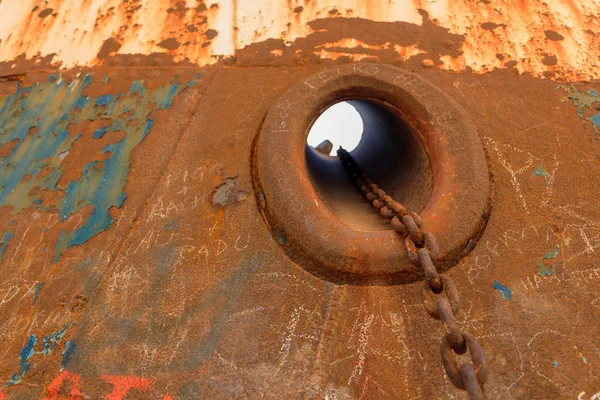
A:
[0, 0, 599, 398]
[0, 0, 598, 79]
[0, 63, 598, 399]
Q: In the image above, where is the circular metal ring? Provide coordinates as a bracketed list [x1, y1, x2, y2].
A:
[253, 64, 491, 285]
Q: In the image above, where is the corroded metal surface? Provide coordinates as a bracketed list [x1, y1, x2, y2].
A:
[0, 1, 600, 399]
[1, 1, 600, 80]
[255, 64, 490, 285]
[337, 147, 488, 398]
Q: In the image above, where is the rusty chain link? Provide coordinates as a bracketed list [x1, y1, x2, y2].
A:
[337, 147, 488, 399]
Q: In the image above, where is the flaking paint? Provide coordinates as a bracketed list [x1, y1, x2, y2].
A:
[1, 1, 599, 79]
[560, 84, 600, 133]
[0, 230, 13, 259]
[0, 73, 197, 263]
[5, 322, 74, 387]
[493, 280, 513, 300]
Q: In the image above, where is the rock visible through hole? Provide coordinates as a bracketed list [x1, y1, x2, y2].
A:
[255, 64, 491, 284]
[212, 178, 248, 207]
[314, 140, 333, 155]
[307, 101, 363, 155]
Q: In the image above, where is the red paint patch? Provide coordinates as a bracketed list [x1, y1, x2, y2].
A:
[100, 376, 153, 400]
[44, 371, 83, 400]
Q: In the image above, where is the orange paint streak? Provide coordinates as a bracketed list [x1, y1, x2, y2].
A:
[100, 375, 153, 400]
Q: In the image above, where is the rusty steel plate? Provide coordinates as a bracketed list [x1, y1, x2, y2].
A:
[254, 64, 491, 285]
[2, 1, 600, 398]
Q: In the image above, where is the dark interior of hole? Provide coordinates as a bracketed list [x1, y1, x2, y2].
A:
[306, 99, 433, 232]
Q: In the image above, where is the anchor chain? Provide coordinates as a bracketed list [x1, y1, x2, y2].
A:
[337, 147, 488, 399]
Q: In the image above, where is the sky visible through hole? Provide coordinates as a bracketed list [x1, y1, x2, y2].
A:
[307, 101, 364, 156]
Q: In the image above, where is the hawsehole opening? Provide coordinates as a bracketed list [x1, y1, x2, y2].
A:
[306, 99, 433, 231]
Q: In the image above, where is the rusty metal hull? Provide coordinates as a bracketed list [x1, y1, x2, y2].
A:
[1, 1, 600, 399]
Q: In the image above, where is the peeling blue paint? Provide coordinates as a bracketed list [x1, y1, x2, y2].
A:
[130, 80, 145, 95]
[537, 260, 555, 276]
[493, 280, 512, 300]
[543, 245, 559, 259]
[535, 245, 559, 277]
[0, 73, 195, 263]
[186, 73, 201, 88]
[5, 322, 75, 386]
[0, 230, 13, 259]
[93, 126, 111, 139]
[5, 335, 37, 387]
[553, 361, 558, 368]
[532, 167, 550, 184]
[61, 339, 78, 370]
[94, 94, 113, 107]
[42, 322, 74, 355]
[560, 85, 600, 134]
[32, 282, 45, 306]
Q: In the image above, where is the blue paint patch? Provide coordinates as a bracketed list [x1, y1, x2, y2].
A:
[553, 361, 558, 368]
[560, 85, 600, 134]
[0, 73, 192, 264]
[5, 322, 75, 386]
[61, 339, 78, 370]
[118, 192, 127, 207]
[94, 94, 112, 107]
[42, 322, 74, 355]
[130, 80, 145, 95]
[0, 230, 14, 258]
[5, 334, 37, 387]
[186, 73, 201, 88]
[32, 282, 45, 306]
[532, 167, 551, 184]
[143, 119, 154, 138]
[102, 143, 115, 154]
[543, 245, 559, 259]
[537, 260, 555, 277]
[93, 126, 111, 139]
[53, 230, 66, 263]
[493, 280, 513, 300]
